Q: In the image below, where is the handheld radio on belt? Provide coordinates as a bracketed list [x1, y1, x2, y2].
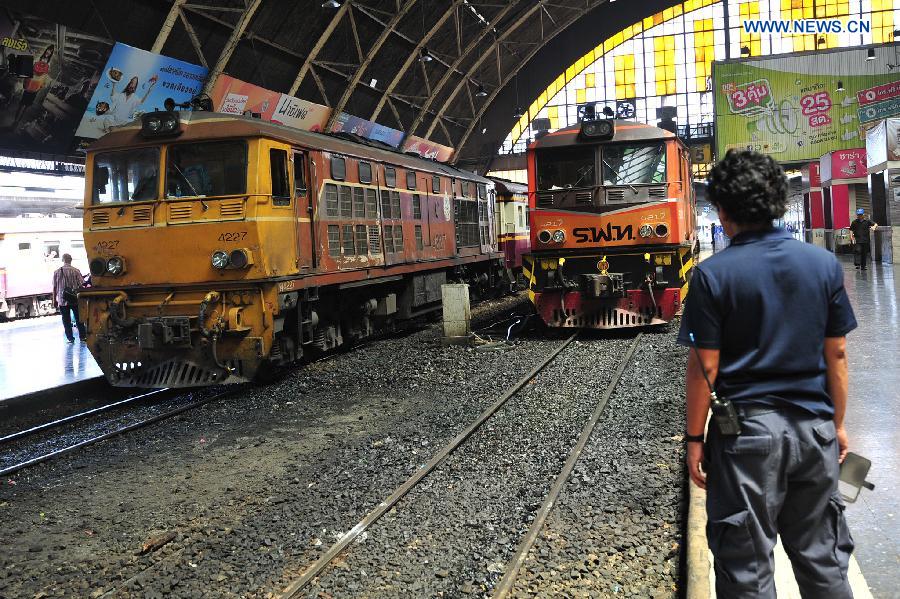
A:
[689, 333, 741, 436]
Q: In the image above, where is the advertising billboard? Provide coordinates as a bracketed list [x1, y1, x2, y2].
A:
[0, 9, 113, 155]
[402, 135, 454, 163]
[209, 75, 332, 132]
[330, 112, 404, 148]
[714, 47, 900, 163]
[73, 42, 208, 143]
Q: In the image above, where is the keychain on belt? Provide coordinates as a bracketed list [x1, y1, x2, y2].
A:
[689, 333, 741, 436]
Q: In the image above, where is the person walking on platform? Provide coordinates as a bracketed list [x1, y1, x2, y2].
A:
[849, 209, 877, 270]
[680, 150, 857, 599]
[52, 253, 86, 343]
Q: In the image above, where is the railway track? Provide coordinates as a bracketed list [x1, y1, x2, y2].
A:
[277, 331, 643, 598]
[0, 387, 239, 477]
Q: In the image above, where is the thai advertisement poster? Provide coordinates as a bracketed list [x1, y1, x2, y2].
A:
[271, 94, 330, 133]
[402, 135, 454, 163]
[209, 74, 281, 119]
[330, 112, 404, 148]
[714, 51, 900, 163]
[0, 10, 113, 155]
[73, 42, 208, 143]
[210, 75, 331, 132]
[822, 148, 866, 183]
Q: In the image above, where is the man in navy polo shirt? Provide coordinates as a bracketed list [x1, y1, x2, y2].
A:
[679, 150, 857, 598]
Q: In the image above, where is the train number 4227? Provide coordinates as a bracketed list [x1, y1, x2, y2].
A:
[217, 231, 248, 242]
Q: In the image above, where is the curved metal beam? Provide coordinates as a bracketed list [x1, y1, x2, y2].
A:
[452, 1, 607, 165]
[422, 1, 545, 141]
[152, 0, 187, 54]
[404, 0, 519, 140]
[201, 0, 263, 96]
[327, 0, 420, 129]
[369, 0, 462, 122]
[287, 2, 351, 96]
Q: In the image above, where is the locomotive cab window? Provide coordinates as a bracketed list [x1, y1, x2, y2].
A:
[536, 146, 595, 191]
[166, 141, 247, 198]
[270, 149, 290, 206]
[601, 143, 667, 185]
[359, 161, 373, 184]
[93, 147, 160, 204]
[331, 155, 346, 181]
[385, 166, 397, 188]
[407, 170, 417, 190]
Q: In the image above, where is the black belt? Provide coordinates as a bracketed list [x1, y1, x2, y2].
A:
[738, 406, 781, 417]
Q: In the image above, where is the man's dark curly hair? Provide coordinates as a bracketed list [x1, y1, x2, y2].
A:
[707, 150, 787, 225]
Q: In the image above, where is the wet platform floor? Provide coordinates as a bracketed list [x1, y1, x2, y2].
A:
[0, 315, 102, 401]
[840, 255, 900, 597]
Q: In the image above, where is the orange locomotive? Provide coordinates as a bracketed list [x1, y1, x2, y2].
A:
[78, 110, 502, 387]
[522, 119, 696, 328]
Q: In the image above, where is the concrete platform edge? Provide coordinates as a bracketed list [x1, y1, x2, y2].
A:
[0, 376, 108, 416]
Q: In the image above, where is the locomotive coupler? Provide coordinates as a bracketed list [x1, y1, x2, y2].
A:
[579, 273, 625, 298]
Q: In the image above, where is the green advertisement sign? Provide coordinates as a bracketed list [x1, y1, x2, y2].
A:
[714, 56, 900, 163]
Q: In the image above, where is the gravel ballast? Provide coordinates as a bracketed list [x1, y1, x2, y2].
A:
[0, 299, 689, 598]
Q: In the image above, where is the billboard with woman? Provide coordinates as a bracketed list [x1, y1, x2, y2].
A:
[73, 42, 208, 145]
[0, 9, 113, 155]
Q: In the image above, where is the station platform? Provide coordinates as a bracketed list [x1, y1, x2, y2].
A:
[0, 315, 102, 402]
[689, 252, 898, 598]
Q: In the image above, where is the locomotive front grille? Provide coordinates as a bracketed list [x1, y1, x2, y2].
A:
[606, 188, 626, 203]
[115, 358, 239, 387]
[536, 193, 554, 207]
[92, 211, 110, 225]
[648, 185, 668, 198]
[168, 203, 193, 222]
[219, 200, 244, 219]
[132, 206, 152, 223]
[575, 191, 593, 205]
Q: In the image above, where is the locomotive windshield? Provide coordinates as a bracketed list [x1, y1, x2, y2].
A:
[601, 143, 667, 185]
[166, 141, 248, 198]
[92, 148, 160, 204]
[536, 147, 595, 191]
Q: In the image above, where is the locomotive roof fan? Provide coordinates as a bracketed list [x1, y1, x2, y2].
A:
[580, 117, 615, 141]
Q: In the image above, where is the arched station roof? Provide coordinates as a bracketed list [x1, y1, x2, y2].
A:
[5, 0, 685, 169]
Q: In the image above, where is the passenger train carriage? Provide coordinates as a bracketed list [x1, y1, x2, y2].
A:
[523, 119, 696, 329]
[78, 110, 504, 388]
[0, 215, 88, 320]
[491, 178, 529, 280]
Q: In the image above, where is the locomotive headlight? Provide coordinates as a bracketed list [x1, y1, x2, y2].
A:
[552, 229, 566, 243]
[229, 248, 252, 269]
[106, 256, 125, 276]
[145, 117, 162, 133]
[211, 250, 230, 269]
[655, 223, 669, 237]
[89, 257, 108, 277]
[537, 230, 552, 244]
[639, 224, 654, 238]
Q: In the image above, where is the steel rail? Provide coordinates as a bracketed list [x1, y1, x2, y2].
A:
[0, 389, 234, 477]
[276, 332, 579, 598]
[491, 332, 644, 598]
[0, 389, 171, 445]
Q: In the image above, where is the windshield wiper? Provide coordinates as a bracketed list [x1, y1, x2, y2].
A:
[569, 164, 594, 188]
[169, 162, 209, 211]
[602, 158, 638, 194]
